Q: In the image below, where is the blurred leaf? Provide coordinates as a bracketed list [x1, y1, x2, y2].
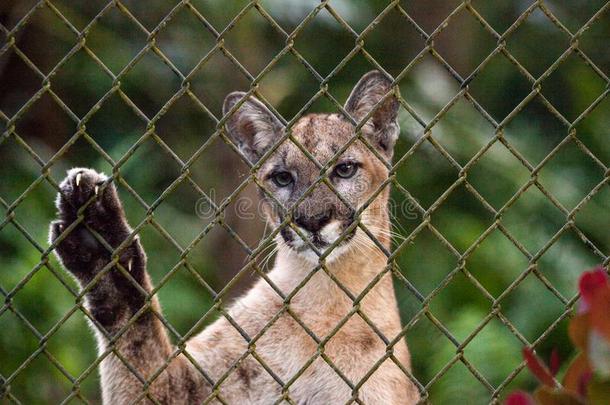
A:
[578, 267, 609, 311]
[523, 348, 556, 388]
[588, 378, 610, 405]
[590, 285, 610, 342]
[562, 353, 591, 398]
[569, 314, 591, 350]
[533, 386, 584, 405]
[588, 331, 610, 378]
[550, 348, 561, 376]
[505, 390, 536, 405]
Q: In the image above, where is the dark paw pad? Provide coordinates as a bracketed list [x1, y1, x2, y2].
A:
[55, 168, 110, 220]
[50, 168, 142, 282]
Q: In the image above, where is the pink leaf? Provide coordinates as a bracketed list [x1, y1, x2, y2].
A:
[549, 348, 561, 376]
[505, 390, 535, 405]
[578, 370, 592, 398]
[579, 267, 609, 311]
[590, 285, 610, 341]
[523, 347, 556, 387]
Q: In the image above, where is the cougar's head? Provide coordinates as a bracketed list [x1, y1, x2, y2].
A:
[223, 71, 399, 263]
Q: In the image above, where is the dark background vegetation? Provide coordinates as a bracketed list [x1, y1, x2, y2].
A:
[0, 0, 608, 403]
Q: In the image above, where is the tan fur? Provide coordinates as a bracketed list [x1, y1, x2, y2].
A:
[182, 108, 420, 403]
[98, 110, 420, 403]
[55, 71, 420, 404]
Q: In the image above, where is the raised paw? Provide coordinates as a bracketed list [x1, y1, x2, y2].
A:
[54, 168, 113, 222]
[49, 168, 145, 285]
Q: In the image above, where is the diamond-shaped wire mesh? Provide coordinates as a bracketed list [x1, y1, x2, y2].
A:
[1, 0, 609, 403]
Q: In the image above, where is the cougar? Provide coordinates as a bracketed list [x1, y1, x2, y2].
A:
[49, 71, 420, 404]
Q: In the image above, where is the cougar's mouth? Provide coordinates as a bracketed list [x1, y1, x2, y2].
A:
[279, 219, 357, 258]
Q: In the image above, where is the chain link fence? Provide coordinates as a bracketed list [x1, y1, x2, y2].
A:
[1, 0, 609, 403]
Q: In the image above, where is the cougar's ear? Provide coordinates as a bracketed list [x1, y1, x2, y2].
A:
[345, 71, 400, 158]
[223, 92, 284, 163]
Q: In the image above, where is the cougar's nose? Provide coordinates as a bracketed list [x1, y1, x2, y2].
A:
[294, 210, 332, 233]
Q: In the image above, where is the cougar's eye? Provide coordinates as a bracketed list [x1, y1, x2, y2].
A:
[333, 162, 358, 179]
[271, 171, 294, 187]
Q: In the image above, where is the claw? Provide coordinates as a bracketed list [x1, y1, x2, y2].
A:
[128, 259, 132, 272]
[58, 223, 63, 232]
[94, 185, 99, 196]
[76, 173, 82, 187]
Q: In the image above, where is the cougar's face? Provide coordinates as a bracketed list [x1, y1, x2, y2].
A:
[256, 114, 390, 262]
[224, 71, 399, 262]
